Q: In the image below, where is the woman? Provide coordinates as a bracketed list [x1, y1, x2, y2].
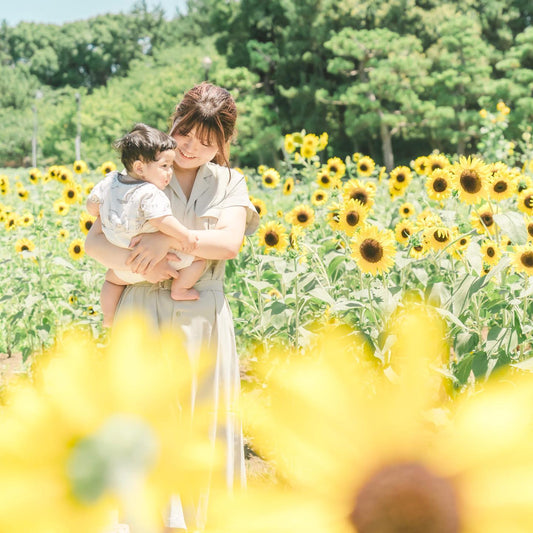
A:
[85, 82, 259, 532]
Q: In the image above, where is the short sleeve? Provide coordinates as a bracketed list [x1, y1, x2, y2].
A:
[220, 170, 260, 236]
[87, 177, 108, 205]
[139, 186, 173, 220]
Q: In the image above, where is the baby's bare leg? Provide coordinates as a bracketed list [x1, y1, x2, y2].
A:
[101, 269, 128, 327]
[170, 259, 206, 301]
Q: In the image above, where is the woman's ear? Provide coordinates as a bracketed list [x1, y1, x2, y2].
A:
[132, 159, 144, 177]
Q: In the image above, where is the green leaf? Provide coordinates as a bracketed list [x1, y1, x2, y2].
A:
[493, 212, 528, 245]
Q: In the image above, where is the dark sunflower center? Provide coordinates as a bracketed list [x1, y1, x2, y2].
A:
[396, 174, 405, 183]
[460, 171, 481, 194]
[528, 224, 533, 238]
[402, 207, 410, 214]
[525, 195, 533, 209]
[264, 231, 279, 246]
[493, 181, 507, 193]
[434, 231, 449, 243]
[481, 213, 493, 226]
[401, 228, 411, 239]
[351, 191, 368, 204]
[73, 245, 81, 254]
[414, 245, 423, 251]
[487, 247, 495, 257]
[360, 239, 383, 263]
[316, 193, 324, 201]
[432, 163, 443, 170]
[346, 212, 360, 226]
[254, 204, 262, 215]
[297, 212, 309, 223]
[67, 190, 75, 198]
[521, 251, 533, 268]
[350, 462, 460, 533]
[360, 164, 368, 172]
[265, 177, 273, 184]
[21, 245, 29, 251]
[330, 165, 338, 173]
[459, 238, 467, 246]
[85, 221, 93, 230]
[433, 178, 447, 193]
[321, 176, 330, 184]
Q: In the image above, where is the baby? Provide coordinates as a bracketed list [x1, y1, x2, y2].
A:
[87, 123, 205, 327]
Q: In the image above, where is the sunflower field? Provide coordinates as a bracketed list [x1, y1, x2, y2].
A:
[1, 102, 533, 383]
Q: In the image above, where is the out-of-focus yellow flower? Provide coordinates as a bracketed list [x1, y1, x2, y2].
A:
[100, 161, 117, 175]
[310, 189, 328, 206]
[318, 132, 328, 150]
[28, 168, 42, 184]
[15, 238, 36, 257]
[0, 315, 217, 533]
[283, 177, 294, 195]
[338, 199, 369, 237]
[326, 157, 346, 180]
[79, 212, 97, 235]
[249, 195, 267, 218]
[413, 155, 429, 176]
[262, 168, 280, 189]
[351, 225, 396, 275]
[68, 239, 85, 260]
[286, 204, 315, 229]
[343, 179, 376, 209]
[395, 219, 416, 246]
[450, 156, 489, 205]
[357, 156, 375, 177]
[481, 239, 502, 266]
[512, 243, 533, 276]
[53, 199, 70, 216]
[73, 160, 88, 174]
[496, 100, 510, 115]
[517, 188, 533, 216]
[257, 165, 267, 175]
[258, 221, 289, 254]
[479, 108, 488, 119]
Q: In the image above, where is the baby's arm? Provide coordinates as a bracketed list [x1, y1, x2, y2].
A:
[86, 198, 100, 217]
[149, 215, 198, 254]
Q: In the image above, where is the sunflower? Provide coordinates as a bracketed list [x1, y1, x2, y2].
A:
[62, 184, 81, 205]
[487, 163, 516, 201]
[5, 213, 17, 231]
[262, 168, 280, 189]
[286, 204, 315, 228]
[73, 160, 88, 174]
[409, 241, 429, 259]
[343, 179, 376, 208]
[512, 243, 533, 276]
[258, 221, 289, 253]
[424, 225, 454, 251]
[480, 239, 502, 266]
[47, 165, 61, 180]
[470, 204, 497, 236]
[15, 238, 35, 256]
[17, 189, 29, 201]
[449, 234, 471, 260]
[350, 225, 396, 275]
[394, 220, 416, 246]
[228, 310, 533, 533]
[357, 156, 375, 177]
[398, 202, 415, 219]
[28, 168, 42, 183]
[326, 157, 346, 180]
[450, 156, 489, 205]
[338, 199, 369, 236]
[79, 212, 97, 235]
[289, 224, 305, 252]
[100, 161, 117, 175]
[58, 228, 70, 241]
[416, 208, 442, 230]
[250, 196, 267, 218]
[19, 212, 34, 227]
[425, 169, 453, 202]
[327, 202, 342, 231]
[303, 133, 319, 150]
[0, 315, 216, 533]
[412, 155, 429, 175]
[283, 177, 295, 195]
[316, 168, 338, 189]
[517, 188, 533, 216]
[58, 167, 73, 183]
[300, 144, 316, 159]
[318, 132, 328, 151]
[389, 166, 413, 189]
[311, 189, 328, 206]
[426, 153, 450, 173]
[83, 182, 95, 196]
[68, 239, 85, 260]
[525, 217, 533, 242]
[284, 134, 296, 154]
[53, 199, 70, 216]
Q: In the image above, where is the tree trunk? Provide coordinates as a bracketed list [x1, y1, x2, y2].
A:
[380, 117, 394, 170]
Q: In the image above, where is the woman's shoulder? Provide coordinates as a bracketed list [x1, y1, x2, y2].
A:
[205, 162, 245, 183]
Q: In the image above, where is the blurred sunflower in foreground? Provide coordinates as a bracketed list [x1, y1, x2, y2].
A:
[208, 306, 533, 533]
[0, 314, 217, 533]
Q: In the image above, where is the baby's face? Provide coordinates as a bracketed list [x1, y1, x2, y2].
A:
[141, 149, 175, 190]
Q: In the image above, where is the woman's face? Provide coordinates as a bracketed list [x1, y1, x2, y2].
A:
[172, 127, 219, 169]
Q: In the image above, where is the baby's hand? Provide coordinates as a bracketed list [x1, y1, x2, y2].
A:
[178, 231, 199, 254]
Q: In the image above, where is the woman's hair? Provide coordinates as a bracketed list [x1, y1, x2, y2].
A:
[169, 82, 237, 169]
[113, 123, 176, 172]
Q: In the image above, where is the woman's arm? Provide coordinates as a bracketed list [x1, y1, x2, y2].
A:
[127, 206, 247, 274]
[85, 217, 179, 282]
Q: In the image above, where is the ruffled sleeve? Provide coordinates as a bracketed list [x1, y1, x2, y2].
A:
[139, 185, 173, 220]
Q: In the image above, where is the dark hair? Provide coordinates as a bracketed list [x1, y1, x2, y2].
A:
[113, 123, 177, 172]
[168, 82, 237, 169]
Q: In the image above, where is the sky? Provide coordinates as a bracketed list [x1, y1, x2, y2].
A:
[2, 0, 187, 26]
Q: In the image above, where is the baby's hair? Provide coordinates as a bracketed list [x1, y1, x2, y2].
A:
[113, 123, 177, 172]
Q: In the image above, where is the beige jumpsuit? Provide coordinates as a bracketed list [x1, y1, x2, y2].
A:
[115, 162, 259, 529]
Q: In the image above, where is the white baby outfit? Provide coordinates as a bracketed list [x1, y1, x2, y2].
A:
[88, 171, 194, 283]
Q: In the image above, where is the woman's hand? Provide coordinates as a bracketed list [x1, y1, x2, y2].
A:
[127, 232, 174, 274]
[141, 257, 180, 283]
